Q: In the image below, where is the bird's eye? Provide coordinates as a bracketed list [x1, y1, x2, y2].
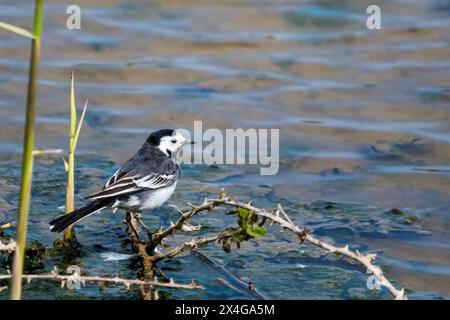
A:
[171, 139, 177, 144]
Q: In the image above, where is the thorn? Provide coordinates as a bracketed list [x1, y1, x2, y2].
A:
[187, 202, 197, 209]
[396, 288, 405, 300]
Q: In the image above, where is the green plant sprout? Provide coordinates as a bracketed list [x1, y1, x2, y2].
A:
[62, 72, 88, 241]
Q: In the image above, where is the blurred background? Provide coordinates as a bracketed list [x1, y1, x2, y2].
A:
[0, 0, 449, 299]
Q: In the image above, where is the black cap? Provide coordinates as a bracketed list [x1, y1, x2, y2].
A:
[146, 129, 175, 146]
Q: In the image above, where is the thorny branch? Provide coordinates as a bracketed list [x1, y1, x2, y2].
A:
[124, 208, 220, 299]
[1, 189, 407, 300]
[149, 201, 213, 251]
[0, 273, 201, 291]
[153, 236, 219, 262]
[130, 189, 407, 300]
[214, 194, 406, 300]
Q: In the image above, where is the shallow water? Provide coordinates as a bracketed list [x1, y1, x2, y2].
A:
[0, 0, 449, 299]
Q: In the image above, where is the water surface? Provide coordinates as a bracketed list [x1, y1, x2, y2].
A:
[0, 0, 449, 299]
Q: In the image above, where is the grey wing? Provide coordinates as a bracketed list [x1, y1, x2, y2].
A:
[103, 169, 127, 188]
[85, 170, 177, 200]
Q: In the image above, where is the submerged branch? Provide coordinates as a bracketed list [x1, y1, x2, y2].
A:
[191, 249, 268, 300]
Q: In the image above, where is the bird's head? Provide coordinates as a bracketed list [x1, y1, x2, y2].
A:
[147, 129, 194, 157]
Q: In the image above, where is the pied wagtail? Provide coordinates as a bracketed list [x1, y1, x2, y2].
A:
[49, 129, 194, 233]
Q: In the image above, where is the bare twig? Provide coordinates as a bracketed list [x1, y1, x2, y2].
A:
[32, 149, 63, 156]
[150, 198, 213, 250]
[0, 286, 7, 293]
[0, 222, 13, 231]
[154, 236, 219, 262]
[0, 273, 201, 290]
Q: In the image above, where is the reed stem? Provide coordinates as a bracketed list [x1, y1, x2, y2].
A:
[10, 0, 44, 300]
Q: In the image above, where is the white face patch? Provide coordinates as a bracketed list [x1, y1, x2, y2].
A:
[158, 131, 188, 156]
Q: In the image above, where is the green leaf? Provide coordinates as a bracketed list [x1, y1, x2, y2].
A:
[0, 21, 35, 39]
[246, 225, 267, 238]
[71, 99, 88, 151]
[238, 207, 249, 221]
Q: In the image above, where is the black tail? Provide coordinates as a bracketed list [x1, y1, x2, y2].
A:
[49, 200, 109, 233]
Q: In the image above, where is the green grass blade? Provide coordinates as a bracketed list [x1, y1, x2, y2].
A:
[0, 21, 35, 39]
[70, 71, 76, 143]
[71, 99, 88, 152]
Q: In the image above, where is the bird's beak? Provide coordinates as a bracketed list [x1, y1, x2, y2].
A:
[184, 140, 196, 145]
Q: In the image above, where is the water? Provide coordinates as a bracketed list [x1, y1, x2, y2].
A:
[1, 0, 449, 299]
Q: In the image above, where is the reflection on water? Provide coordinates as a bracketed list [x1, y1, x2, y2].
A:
[0, 0, 449, 299]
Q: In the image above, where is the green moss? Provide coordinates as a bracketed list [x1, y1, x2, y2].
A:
[384, 208, 405, 216]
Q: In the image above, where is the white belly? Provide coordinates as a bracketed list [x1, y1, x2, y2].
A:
[121, 183, 177, 212]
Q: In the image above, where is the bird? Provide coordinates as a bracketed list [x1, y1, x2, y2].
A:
[49, 129, 193, 233]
